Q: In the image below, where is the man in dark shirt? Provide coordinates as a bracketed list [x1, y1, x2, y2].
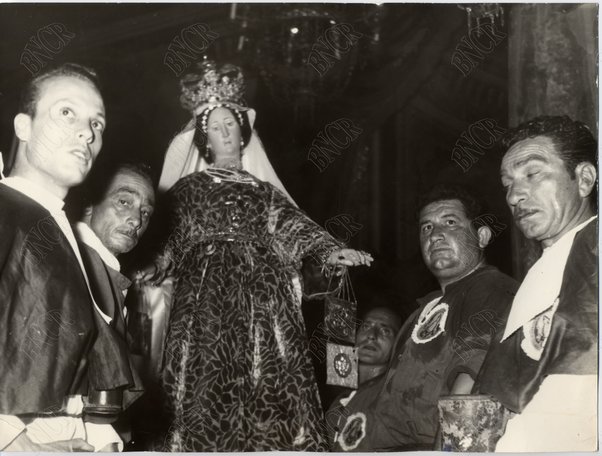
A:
[325, 306, 402, 448]
[331, 184, 517, 451]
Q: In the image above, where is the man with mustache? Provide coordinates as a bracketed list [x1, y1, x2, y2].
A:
[0, 63, 138, 451]
[73, 161, 154, 444]
[76, 161, 155, 327]
[330, 184, 517, 451]
[475, 116, 597, 451]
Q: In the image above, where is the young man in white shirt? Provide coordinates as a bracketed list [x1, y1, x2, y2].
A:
[0, 63, 131, 451]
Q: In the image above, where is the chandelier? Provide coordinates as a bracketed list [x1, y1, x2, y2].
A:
[231, 4, 384, 120]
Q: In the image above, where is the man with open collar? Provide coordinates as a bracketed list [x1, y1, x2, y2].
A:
[73, 161, 154, 440]
[331, 184, 517, 451]
[476, 115, 598, 451]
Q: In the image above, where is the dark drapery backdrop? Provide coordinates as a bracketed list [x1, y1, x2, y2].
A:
[508, 3, 598, 279]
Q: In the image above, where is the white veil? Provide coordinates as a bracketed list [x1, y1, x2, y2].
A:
[158, 108, 297, 206]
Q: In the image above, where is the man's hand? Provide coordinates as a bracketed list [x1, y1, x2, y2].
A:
[4, 431, 94, 451]
[98, 442, 120, 452]
[450, 372, 475, 394]
[137, 260, 168, 286]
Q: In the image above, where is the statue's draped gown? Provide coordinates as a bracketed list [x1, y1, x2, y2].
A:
[161, 168, 340, 451]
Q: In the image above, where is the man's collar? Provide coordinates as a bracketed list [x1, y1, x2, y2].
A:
[417, 289, 444, 307]
[75, 222, 121, 272]
[436, 262, 489, 295]
[1, 176, 64, 214]
[543, 215, 597, 252]
[501, 215, 597, 342]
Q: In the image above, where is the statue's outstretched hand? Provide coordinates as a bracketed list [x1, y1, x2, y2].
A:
[327, 249, 373, 267]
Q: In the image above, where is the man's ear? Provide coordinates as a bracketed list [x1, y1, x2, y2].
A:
[82, 205, 94, 223]
[477, 225, 493, 249]
[14, 113, 32, 142]
[575, 162, 597, 199]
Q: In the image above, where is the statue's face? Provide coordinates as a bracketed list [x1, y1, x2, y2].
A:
[206, 107, 242, 162]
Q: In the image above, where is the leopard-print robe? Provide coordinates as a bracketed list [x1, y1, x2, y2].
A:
[161, 169, 341, 451]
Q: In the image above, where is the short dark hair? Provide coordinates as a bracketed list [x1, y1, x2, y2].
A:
[417, 183, 484, 229]
[86, 161, 154, 207]
[18, 63, 101, 117]
[358, 305, 403, 332]
[502, 115, 597, 178]
[192, 105, 252, 164]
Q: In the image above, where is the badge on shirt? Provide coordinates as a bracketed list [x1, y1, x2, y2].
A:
[411, 299, 449, 344]
[521, 298, 558, 361]
[337, 412, 367, 451]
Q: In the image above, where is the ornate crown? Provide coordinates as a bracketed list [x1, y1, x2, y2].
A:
[179, 60, 246, 111]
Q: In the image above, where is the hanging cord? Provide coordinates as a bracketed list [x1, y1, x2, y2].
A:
[342, 269, 357, 304]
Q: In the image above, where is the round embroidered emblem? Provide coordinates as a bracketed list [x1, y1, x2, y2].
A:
[521, 298, 558, 361]
[411, 300, 449, 344]
[338, 412, 367, 451]
[530, 312, 552, 351]
[333, 353, 352, 378]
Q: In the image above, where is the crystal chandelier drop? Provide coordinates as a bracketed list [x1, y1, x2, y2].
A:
[458, 4, 504, 36]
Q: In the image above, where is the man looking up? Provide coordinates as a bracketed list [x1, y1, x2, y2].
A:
[0, 63, 131, 451]
[326, 306, 401, 449]
[355, 306, 402, 384]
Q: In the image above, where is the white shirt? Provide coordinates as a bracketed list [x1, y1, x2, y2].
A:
[501, 216, 597, 347]
[495, 216, 598, 452]
[75, 221, 121, 272]
[0, 177, 121, 450]
[75, 221, 128, 315]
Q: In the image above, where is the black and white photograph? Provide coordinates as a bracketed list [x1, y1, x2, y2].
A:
[0, 1, 598, 453]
